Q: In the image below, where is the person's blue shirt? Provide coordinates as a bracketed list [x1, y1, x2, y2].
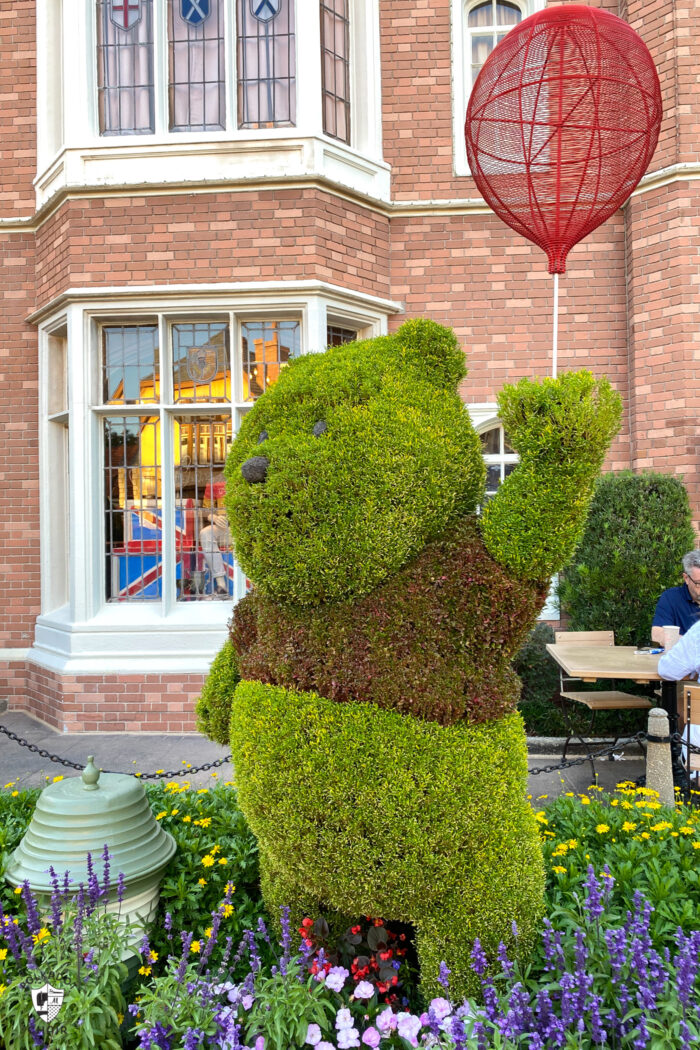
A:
[652, 583, 700, 636]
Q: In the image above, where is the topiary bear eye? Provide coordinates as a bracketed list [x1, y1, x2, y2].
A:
[312, 421, 327, 437]
[257, 430, 268, 444]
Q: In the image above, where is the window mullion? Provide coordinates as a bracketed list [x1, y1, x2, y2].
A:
[154, 0, 168, 132]
[159, 315, 176, 609]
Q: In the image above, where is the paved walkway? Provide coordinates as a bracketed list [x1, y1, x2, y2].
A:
[0, 711, 645, 795]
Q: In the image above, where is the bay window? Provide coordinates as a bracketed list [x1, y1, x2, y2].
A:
[35, 286, 397, 672]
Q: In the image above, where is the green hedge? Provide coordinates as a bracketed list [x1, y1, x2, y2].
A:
[558, 471, 695, 647]
[224, 320, 485, 606]
[228, 681, 545, 1001]
[231, 516, 546, 727]
[195, 638, 240, 746]
[481, 371, 622, 581]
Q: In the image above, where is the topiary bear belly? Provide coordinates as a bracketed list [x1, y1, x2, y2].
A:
[231, 516, 547, 726]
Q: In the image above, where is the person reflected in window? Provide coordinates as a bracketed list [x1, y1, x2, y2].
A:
[199, 510, 232, 596]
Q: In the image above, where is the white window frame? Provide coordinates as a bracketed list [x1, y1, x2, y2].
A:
[33, 282, 401, 675]
[451, 0, 544, 177]
[34, 0, 388, 208]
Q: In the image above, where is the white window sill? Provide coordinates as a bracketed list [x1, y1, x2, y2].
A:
[32, 603, 231, 675]
[34, 134, 391, 211]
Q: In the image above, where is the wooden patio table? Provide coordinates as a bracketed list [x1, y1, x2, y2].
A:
[546, 642, 687, 784]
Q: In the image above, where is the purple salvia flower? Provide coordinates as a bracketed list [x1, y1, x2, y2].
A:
[183, 1029, 204, 1050]
[583, 865, 604, 921]
[541, 918, 565, 974]
[675, 929, 700, 1007]
[214, 935, 235, 985]
[164, 911, 173, 937]
[588, 994, 606, 1046]
[47, 865, 64, 933]
[117, 871, 126, 904]
[244, 928, 261, 973]
[470, 940, 487, 978]
[256, 916, 270, 942]
[28, 1015, 46, 1049]
[633, 1014, 649, 1050]
[496, 940, 514, 977]
[604, 927, 626, 982]
[199, 906, 224, 971]
[0, 909, 25, 965]
[73, 885, 85, 960]
[450, 1014, 467, 1050]
[279, 904, 291, 976]
[101, 844, 111, 897]
[472, 1021, 489, 1050]
[176, 931, 194, 982]
[21, 881, 41, 936]
[86, 852, 101, 911]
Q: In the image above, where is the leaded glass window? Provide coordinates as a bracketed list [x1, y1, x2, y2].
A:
[241, 319, 300, 401]
[480, 423, 517, 502]
[168, 0, 226, 131]
[321, 0, 350, 143]
[467, 0, 522, 87]
[237, 0, 296, 128]
[97, 0, 155, 134]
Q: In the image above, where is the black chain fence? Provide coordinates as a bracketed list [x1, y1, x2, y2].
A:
[1, 722, 699, 782]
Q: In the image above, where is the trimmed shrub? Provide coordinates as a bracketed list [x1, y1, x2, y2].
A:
[224, 320, 485, 606]
[232, 516, 547, 726]
[558, 471, 695, 647]
[228, 680, 545, 1002]
[514, 622, 563, 734]
[195, 638, 239, 746]
[481, 371, 622, 581]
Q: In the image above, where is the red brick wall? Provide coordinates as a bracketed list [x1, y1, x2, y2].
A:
[0, 1, 36, 215]
[8, 665, 205, 734]
[0, 232, 40, 649]
[35, 190, 391, 305]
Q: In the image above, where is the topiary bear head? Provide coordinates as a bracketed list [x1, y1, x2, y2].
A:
[225, 319, 485, 605]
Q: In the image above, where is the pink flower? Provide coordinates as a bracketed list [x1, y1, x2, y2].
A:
[352, 981, 375, 1000]
[361, 1028, 381, 1048]
[306, 1023, 322, 1046]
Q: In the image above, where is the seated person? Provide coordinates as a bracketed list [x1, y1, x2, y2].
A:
[657, 618, 700, 763]
[651, 550, 700, 644]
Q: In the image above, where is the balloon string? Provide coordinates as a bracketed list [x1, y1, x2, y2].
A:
[552, 272, 559, 379]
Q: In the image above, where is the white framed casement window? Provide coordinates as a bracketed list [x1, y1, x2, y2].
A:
[33, 283, 400, 674]
[35, 0, 388, 207]
[451, 0, 544, 176]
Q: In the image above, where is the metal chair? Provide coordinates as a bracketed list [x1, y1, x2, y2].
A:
[555, 630, 652, 770]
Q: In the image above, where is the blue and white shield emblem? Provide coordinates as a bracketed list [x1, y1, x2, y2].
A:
[250, 0, 280, 23]
[109, 0, 142, 31]
[181, 0, 211, 26]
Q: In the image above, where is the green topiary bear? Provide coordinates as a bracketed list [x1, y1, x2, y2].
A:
[207, 319, 621, 999]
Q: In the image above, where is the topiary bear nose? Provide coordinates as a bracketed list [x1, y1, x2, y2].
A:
[241, 456, 269, 484]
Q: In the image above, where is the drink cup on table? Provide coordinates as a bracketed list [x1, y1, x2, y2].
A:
[663, 625, 680, 650]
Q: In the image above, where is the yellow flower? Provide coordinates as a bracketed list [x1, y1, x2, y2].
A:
[622, 822, 637, 832]
[52, 776, 64, 783]
[536, 794, 548, 800]
[11, 791, 18, 797]
[610, 799, 619, 807]
[693, 842, 700, 850]
[197, 788, 209, 795]
[148, 951, 158, 963]
[0, 984, 5, 998]
[218, 858, 228, 865]
[224, 780, 235, 786]
[221, 904, 234, 918]
[679, 826, 694, 835]
[0, 949, 7, 961]
[14, 887, 22, 895]
[210, 844, 220, 854]
[33, 928, 50, 944]
[204, 926, 213, 938]
[190, 941, 201, 953]
[139, 966, 152, 976]
[182, 816, 192, 823]
[595, 824, 610, 834]
[552, 865, 566, 874]
[198, 878, 207, 886]
[567, 839, 578, 849]
[534, 811, 548, 825]
[155, 811, 167, 821]
[201, 855, 215, 868]
[641, 832, 650, 839]
[579, 796, 590, 805]
[650, 822, 673, 832]
[3, 782, 15, 788]
[170, 809, 179, 816]
[211, 772, 218, 779]
[620, 801, 632, 810]
[671, 832, 679, 837]
[564, 792, 574, 797]
[225, 882, 236, 894]
[117, 1013, 124, 1025]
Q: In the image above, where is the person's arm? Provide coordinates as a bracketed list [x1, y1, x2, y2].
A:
[657, 623, 700, 680]
[651, 590, 678, 645]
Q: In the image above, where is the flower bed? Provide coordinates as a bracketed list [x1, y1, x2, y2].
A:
[0, 778, 699, 1049]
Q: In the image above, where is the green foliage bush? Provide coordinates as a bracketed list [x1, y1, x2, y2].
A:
[482, 371, 622, 581]
[557, 470, 695, 647]
[540, 783, 700, 948]
[195, 638, 240, 746]
[232, 517, 546, 726]
[228, 680, 545, 1001]
[224, 319, 485, 606]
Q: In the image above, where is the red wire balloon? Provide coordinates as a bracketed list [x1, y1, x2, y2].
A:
[465, 5, 662, 274]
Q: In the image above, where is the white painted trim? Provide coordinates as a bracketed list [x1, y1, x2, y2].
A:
[29, 280, 403, 326]
[0, 649, 31, 663]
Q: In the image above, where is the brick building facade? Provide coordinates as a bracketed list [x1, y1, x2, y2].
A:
[0, 0, 696, 732]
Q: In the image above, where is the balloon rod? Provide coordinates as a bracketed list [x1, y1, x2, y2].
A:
[552, 272, 559, 379]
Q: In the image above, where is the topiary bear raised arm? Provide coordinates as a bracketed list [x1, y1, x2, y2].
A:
[481, 371, 623, 581]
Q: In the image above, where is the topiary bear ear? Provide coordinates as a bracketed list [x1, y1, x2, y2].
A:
[392, 318, 467, 389]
